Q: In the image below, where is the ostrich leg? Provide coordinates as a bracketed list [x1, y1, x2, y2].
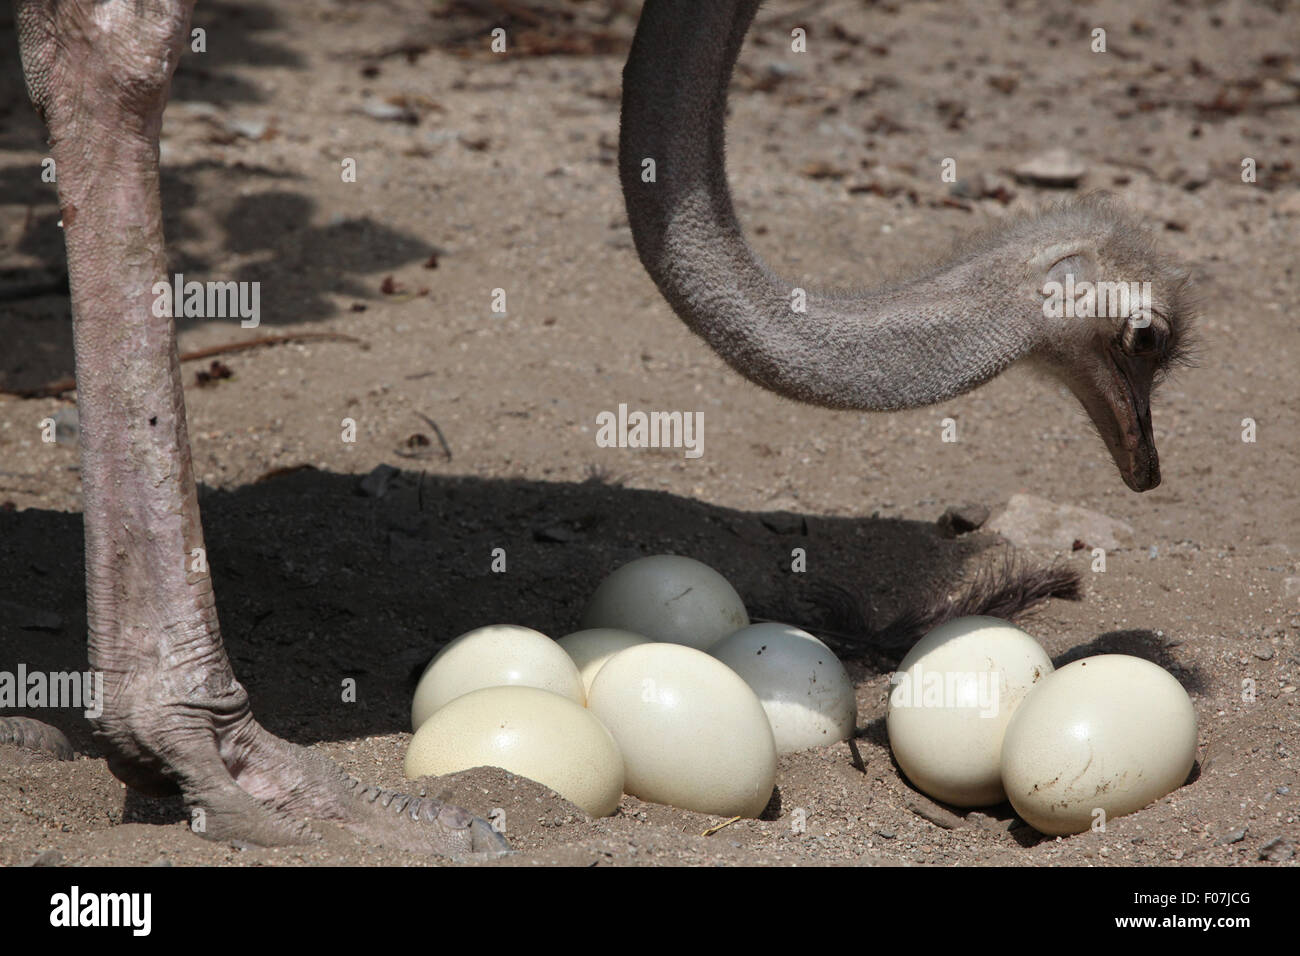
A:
[14, 0, 505, 855]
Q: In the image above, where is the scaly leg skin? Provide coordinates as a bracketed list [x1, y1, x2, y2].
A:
[13, 0, 506, 858]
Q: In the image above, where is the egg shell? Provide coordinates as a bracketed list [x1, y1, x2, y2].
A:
[886, 616, 1054, 807]
[580, 555, 749, 650]
[556, 628, 654, 695]
[411, 624, 584, 730]
[586, 642, 776, 818]
[405, 686, 624, 817]
[710, 623, 857, 754]
[1000, 654, 1197, 835]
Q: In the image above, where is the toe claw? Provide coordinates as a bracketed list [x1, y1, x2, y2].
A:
[470, 817, 511, 855]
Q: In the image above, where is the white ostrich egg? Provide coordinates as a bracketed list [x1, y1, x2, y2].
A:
[411, 624, 584, 730]
[886, 616, 1054, 807]
[710, 623, 857, 754]
[1000, 654, 1197, 835]
[580, 555, 749, 650]
[586, 643, 776, 818]
[556, 628, 653, 695]
[404, 686, 624, 817]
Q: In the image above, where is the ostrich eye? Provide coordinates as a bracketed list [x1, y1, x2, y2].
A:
[1122, 316, 1168, 356]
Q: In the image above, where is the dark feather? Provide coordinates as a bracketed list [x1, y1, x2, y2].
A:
[760, 554, 1081, 663]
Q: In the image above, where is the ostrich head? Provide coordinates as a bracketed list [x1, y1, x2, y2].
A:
[1013, 196, 1197, 491]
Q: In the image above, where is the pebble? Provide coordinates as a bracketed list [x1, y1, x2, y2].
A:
[22, 849, 63, 867]
[360, 100, 417, 123]
[1013, 148, 1086, 188]
[987, 493, 1135, 551]
[937, 503, 989, 537]
[1259, 837, 1294, 862]
[761, 514, 807, 535]
[1216, 828, 1246, 845]
[0, 599, 63, 632]
[356, 464, 400, 498]
[1277, 192, 1300, 217]
[224, 116, 269, 140]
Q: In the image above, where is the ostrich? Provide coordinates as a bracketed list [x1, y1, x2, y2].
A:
[4, 0, 1192, 856]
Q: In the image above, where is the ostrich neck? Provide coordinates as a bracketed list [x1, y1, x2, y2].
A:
[619, 0, 1041, 411]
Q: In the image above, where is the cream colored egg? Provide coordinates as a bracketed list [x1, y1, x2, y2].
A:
[586, 643, 776, 817]
[710, 623, 857, 754]
[404, 686, 624, 817]
[1001, 654, 1197, 835]
[580, 555, 748, 650]
[886, 616, 1054, 807]
[556, 628, 653, 695]
[411, 624, 583, 730]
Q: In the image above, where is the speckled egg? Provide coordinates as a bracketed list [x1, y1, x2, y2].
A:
[710, 623, 857, 753]
[1000, 654, 1197, 835]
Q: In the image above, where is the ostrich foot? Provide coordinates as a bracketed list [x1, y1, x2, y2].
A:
[0, 716, 76, 761]
[115, 700, 506, 856]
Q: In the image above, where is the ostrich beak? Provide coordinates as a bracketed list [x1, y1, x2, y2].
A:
[1084, 353, 1160, 492]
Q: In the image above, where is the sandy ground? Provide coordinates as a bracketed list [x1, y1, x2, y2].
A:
[0, 0, 1297, 867]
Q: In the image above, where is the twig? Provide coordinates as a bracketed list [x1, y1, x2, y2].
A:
[847, 737, 867, 774]
[179, 332, 363, 362]
[701, 816, 741, 837]
[2, 332, 364, 399]
[906, 796, 965, 830]
[414, 412, 453, 462]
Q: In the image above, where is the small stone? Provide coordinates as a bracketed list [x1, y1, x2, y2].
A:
[986, 74, 1019, 95]
[937, 503, 990, 537]
[761, 514, 807, 535]
[950, 173, 992, 199]
[987, 493, 1135, 551]
[1276, 192, 1300, 217]
[22, 849, 63, 867]
[1253, 645, 1275, 661]
[1216, 828, 1246, 845]
[360, 100, 417, 123]
[1284, 577, 1300, 601]
[1259, 837, 1294, 862]
[356, 464, 400, 498]
[1013, 148, 1086, 188]
[1177, 162, 1211, 191]
[533, 525, 578, 543]
[0, 598, 63, 632]
[224, 116, 269, 140]
[875, 828, 896, 839]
